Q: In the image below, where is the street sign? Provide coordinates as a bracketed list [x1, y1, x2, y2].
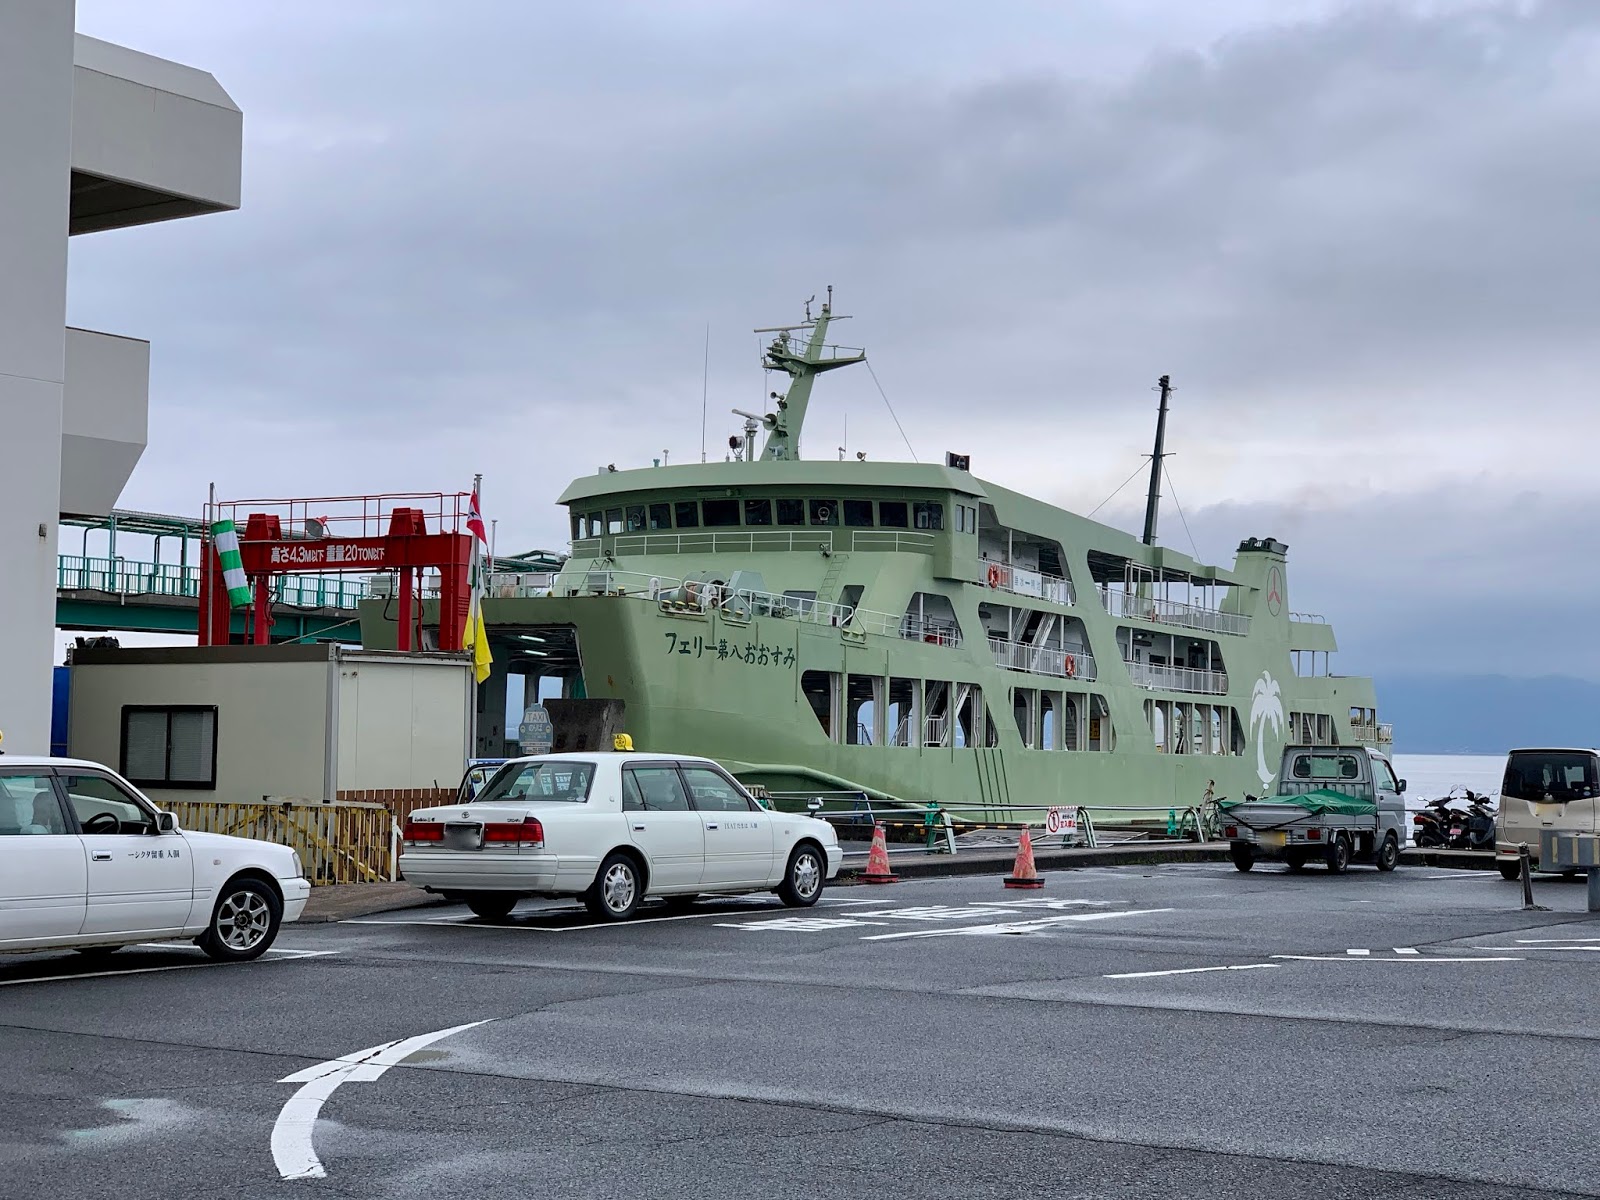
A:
[1045, 806, 1078, 838]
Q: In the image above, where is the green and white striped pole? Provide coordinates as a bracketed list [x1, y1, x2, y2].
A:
[210, 519, 252, 608]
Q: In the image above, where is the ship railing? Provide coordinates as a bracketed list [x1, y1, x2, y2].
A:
[571, 529, 937, 557]
[980, 561, 1074, 606]
[988, 637, 1098, 683]
[1349, 721, 1396, 746]
[1124, 659, 1229, 695]
[1289, 610, 1328, 624]
[55, 553, 370, 609]
[899, 616, 964, 650]
[488, 570, 557, 598]
[1100, 589, 1251, 636]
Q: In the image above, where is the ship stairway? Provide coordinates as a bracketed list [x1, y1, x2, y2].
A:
[815, 551, 851, 607]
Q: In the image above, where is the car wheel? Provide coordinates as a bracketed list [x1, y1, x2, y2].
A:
[465, 893, 519, 920]
[585, 853, 643, 921]
[1498, 860, 1523, 882]
[778, 843, 826, 907]
[1230, 844, 1255, 873]
[198, 877, 282, 962]
[1325, 834, 1351, 874]
[1375, 834, 1400, 873]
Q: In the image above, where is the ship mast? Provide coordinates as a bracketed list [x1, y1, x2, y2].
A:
[753, 286, 866, 461]
[1141, 374, 1172, 546]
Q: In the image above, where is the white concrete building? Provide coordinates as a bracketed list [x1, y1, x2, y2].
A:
[0, 7, 240, 754]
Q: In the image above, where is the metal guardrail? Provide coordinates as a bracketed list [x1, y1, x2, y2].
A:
[575, 529, 937, 558]
[989, 637, 1097, 682]
[1101, 589, 1251, 637]
[980, 561, 1074, 606]
[165, 797, 395, 885]
[1125, 660, 1229, 695]
[58, 554, 370, 610]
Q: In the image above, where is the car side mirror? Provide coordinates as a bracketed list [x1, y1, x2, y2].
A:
[1397, 779, 1407, 794]
[156, 811, 179, 833]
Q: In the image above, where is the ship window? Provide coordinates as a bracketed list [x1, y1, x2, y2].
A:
[649, 503, 671, 530]
[570, 512, 582, 541]
[809, 499, 839, 526]
[776, 498, 805, 526]
[702, 498, 739, 526]
[913, 501, 944, 531]
[674, 501, 700, 529]
[843, 499, 874, 527]
[625, 505, 646, 532]
[587, 511, 603, 537]
[605, 509, 624, 534]
[744, 498, 772, 526]
[879, 501, 908, 528]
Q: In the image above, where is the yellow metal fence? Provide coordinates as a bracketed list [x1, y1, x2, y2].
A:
[166, 797, 395, 886]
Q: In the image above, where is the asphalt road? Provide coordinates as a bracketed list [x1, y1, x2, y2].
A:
[4, 862, 1600, 1199]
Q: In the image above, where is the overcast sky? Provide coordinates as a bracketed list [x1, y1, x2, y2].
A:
[68, 0, 1600, 679]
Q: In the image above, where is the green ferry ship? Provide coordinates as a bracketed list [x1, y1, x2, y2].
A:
[375, 294, 1390, 817]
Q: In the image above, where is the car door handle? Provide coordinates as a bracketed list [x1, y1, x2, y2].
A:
[92, 852, 113, 862]
[633, 824, 646, 831]
[706, 824, 719, 830]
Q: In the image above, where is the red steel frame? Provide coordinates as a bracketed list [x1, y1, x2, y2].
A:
[198, 492, 473, 651]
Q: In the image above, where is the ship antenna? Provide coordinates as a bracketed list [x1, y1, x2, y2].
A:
[750, 286, 865, 461]
[700, 322, 710, 463]
[1141, 374, 1173, 546]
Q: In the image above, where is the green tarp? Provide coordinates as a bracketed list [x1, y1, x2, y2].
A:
[1220, 788, 1376, 816]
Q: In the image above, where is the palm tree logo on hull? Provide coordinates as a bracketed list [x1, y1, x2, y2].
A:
[1249, 670, 1284, 789]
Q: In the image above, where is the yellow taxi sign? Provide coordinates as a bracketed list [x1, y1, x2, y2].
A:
[612, 733, 634, 752]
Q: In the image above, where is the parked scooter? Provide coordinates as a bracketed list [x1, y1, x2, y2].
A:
[1412, 795, 1465, 848]
[1449, 788, 1497, 851]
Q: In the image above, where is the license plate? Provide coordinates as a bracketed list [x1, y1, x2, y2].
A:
[1260, 831, 1287, 849]
[444, 823, 483, 851]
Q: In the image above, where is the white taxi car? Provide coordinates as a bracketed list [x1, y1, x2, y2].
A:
[0, 756, 310, 961]
[400, 752, 843, 920]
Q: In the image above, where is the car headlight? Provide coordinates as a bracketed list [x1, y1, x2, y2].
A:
[291, 850, 306, 879]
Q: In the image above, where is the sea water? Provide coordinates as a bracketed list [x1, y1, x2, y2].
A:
[1391, 753, 1504, 801]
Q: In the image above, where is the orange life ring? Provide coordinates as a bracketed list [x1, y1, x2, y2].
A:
[1063, 653, 1077, 679]
[986, 563, 1002, 588]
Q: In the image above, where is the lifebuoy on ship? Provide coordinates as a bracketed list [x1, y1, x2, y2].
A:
[1063, 653, 1077, 679]
[987, 563, 1002, 588]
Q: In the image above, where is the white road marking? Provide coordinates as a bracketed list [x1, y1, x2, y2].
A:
[1346, 949, 1371, 956]
[343, 897, 863, 933]
[1104, 963, 1279, 979]
[1515, 936, 1600, 943]
[0, 948, 336, 989]
[860, 908, 1175, 941]
[1273, 954, 1522, 963]
[714, 917, 891, 932]
[272, 1019, 493, 1180]
[1395, 947, 1421, 955]
[1469, 944, 1600, 952]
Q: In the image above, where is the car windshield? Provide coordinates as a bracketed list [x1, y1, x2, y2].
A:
[1503, 752, 1599, 803]
[476, 761, 596, 804]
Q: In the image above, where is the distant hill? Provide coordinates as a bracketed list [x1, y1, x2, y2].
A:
[1376, 675, 1600, 755]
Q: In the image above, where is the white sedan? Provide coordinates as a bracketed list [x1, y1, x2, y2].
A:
[400, 752, 843, 920]
[0, 756, 310, 961]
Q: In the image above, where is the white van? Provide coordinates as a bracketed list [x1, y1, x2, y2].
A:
[1495, 747, 1600, 879]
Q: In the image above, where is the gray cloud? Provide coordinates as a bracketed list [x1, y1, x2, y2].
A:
[64, 0, 1600, 674]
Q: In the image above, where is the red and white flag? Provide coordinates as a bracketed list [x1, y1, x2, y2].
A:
[466, 488, 489, 545]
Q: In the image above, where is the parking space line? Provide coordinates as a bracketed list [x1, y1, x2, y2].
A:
[1272, 954, 1521, 963]
[1104, 963, 1278, 979]
[860, 907, 1175, 941]
[0, 948, 337, 989]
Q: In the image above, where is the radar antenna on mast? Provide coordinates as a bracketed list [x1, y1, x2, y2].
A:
[751, 287, 866, 461]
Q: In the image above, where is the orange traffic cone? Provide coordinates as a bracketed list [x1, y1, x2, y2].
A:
[861, 822, 899, 884]
[1004, 827, 1045, 889]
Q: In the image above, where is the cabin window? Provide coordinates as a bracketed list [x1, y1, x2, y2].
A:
[625, 505, 646, 532]
[744, 498, 772, 526]
[879, 501, 909, 528]
[587, 511, 603, 537]
[570, 512, 582, 541]
[809, 499, 839, 526]
[913, 501, 944, 530]
[674, 501, 700, 528]
[605, 509, 623, 535]
[843, 499, 874, 527]
[954, 504, 977, 533]
[776, 498, 805, 526]
[702, 498, 739, 526]
[648, 503, 671, 530]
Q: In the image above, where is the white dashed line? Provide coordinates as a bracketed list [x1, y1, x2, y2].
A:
[1104, 963, 1278, 979]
